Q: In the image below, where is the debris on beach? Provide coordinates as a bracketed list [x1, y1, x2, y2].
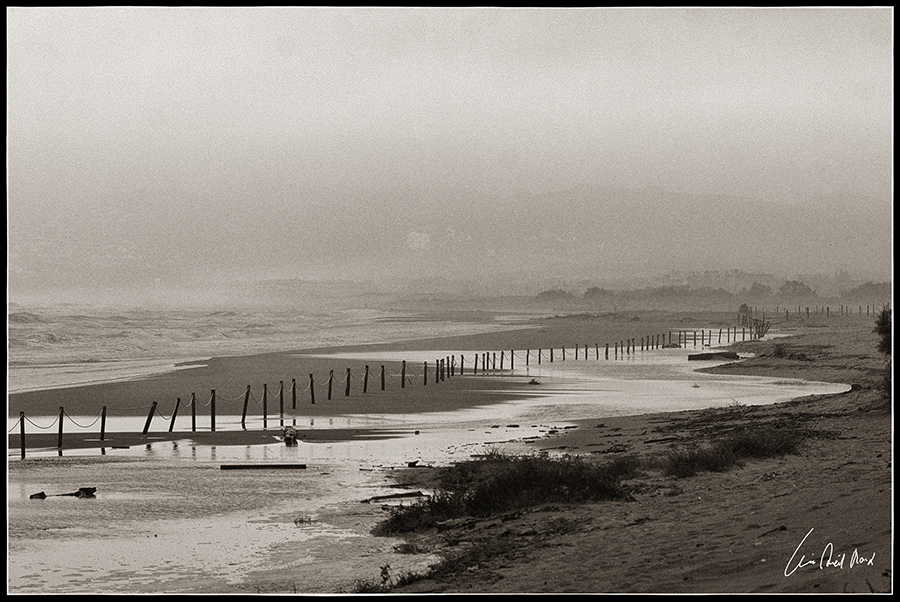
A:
[282, 426, 298, 446]
[528, 378, 541, 385]
[362, 491, 428, 504]
[30, 487, 97, 499]
[688, 351, 741, 361]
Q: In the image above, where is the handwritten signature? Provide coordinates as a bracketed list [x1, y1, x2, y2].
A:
[784, 527, 876, 577]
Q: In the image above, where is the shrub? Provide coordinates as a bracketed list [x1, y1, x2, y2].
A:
[874, 308, 891, 399]
[874, 308, 891, 355]
[655, 428, 803, 478]
[374, 452, 642, 535]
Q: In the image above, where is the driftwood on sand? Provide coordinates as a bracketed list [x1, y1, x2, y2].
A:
[30, 487, 97, 499]
[687, 351, 740, 361]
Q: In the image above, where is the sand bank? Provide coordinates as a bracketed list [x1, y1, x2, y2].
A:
[376, 323, 893, 594]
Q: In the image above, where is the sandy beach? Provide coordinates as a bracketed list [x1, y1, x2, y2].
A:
[374, 321, 893, 594]
[8, 311, 892, 593]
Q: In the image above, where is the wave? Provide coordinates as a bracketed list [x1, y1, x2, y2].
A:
[8, 311, 44, 324]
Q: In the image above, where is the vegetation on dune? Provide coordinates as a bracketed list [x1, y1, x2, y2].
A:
[360, 427, 811, 592]
[374, 428, 807, 538]
[372, 450, 642, 536]
[652, 428, 804, 478]
[874, 307, 891, 398]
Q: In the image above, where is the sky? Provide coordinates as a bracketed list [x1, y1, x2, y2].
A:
[6, 7, 894, 305]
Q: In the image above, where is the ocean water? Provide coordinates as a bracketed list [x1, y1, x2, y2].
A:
[7, 304, 521, 394]
[7, 304, 850, 593]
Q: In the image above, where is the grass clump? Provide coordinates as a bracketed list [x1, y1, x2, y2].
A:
[373, 451, 642, 535]
[655, 428, 803, 478]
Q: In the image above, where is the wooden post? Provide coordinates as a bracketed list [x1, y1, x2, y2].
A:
[550, 348, 554, 363]
[492, 353, 497, 370]
[309, 374, 316, 405]
[575, 345, 579, 360]
[364, 366, 370, 392]
[100, 405, 107, 441]
[510, 350, 514, 371]
[423, 362, 428, 385]
[474, 354, 479, 374]
[327, 371, 334, 400]
[538, 349, 541, 365]
[718, 329, 722, 344]
[452, 356, 456, 376]
[263, 384, 268, 429]
[168, 398, 180, 432]
[58, 406, 64, 455]
[605, 344, 609, 360]
[345, 368, 351, 396]
[596, 343, 599, 360]
[401, 361, 406, 388]
[279, 381, 285, 425]
[210, 389, 216, 432]
[614, 342, 618, 359]
[460, 355, 465, 375]
[526, 350, 530, 367]
[291, 379, 297, 410]
[143, 402, 156, 435]
[561, 347, 565, 361]
[241, 385, 251, 429]
[191, 393, 196, 432]
[500, 351, 505, 370]
[20, 411, 25, 459]
[381, 365, 386, 390]
[586, 344, 589, 359]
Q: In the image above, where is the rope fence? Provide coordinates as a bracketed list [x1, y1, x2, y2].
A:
[12, 303, 890, 458]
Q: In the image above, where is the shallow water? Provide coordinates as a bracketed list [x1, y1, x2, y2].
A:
[8, 306, 849, 593]
[7, 342, 849, 594]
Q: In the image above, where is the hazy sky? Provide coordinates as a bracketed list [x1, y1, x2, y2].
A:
[6, 7, 894, 303]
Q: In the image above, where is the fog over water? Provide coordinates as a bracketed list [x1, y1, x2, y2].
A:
[6, 7, 893, 307]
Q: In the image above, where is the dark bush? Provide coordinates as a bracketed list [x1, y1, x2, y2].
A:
[655, 428, 803, 478]
[374, 452, 642, 535]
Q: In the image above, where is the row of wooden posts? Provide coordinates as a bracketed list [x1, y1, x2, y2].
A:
[752, 304, 889, 320]
[14, 326, 758, 458]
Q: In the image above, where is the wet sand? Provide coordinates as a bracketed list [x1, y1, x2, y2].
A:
[9, 309, 742, 451]
[8, 310, 890, 593]
[381, 323, 893, 594]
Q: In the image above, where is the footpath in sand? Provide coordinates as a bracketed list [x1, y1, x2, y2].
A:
[385, 324, 893, 594]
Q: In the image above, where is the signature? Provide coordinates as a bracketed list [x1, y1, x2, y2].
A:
[784, 528, 876, 577]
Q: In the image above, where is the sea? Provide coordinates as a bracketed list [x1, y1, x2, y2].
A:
[6, 303, 850, 594]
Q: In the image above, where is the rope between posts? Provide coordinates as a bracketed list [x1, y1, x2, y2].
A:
[218, 390, 247, 402]
[154, 406, 172, 422]
[24, 415, 59, 430]
[63, 410, 102, 429]
[8, 416, 23, 433]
